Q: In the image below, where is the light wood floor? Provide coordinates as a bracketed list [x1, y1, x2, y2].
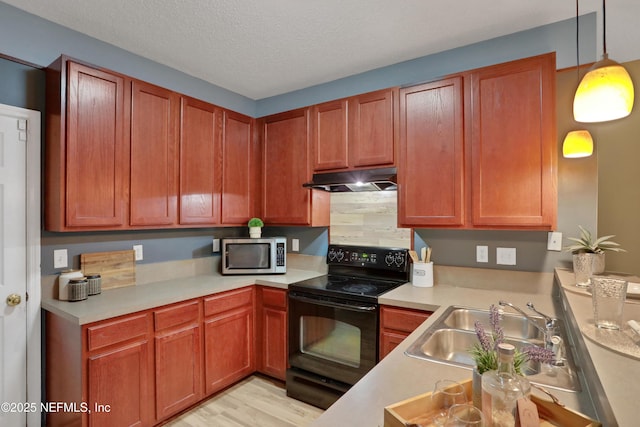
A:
[164, 375, 324, 427]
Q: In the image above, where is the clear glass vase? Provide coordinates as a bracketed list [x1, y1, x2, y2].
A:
[572, 253, 605, 287]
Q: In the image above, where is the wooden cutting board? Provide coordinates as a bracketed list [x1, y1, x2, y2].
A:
[80, 250, 136, 290]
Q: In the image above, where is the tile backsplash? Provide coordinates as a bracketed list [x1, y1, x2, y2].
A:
[330, 191, 411, 248]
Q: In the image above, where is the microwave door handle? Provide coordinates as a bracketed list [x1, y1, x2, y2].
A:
[289, 294, 376, 312]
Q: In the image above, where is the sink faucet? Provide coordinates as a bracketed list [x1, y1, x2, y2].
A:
[498, 300, 563, 365]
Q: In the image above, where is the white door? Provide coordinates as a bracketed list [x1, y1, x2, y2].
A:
[0, 104, 41, 427]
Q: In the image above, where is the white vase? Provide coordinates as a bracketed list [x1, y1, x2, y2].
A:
[572, 252, 605, 287]
[249, 226, 262, 238]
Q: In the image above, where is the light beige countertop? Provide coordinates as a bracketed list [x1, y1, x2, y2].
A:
[41, 267, 323, 325]
[311, 266, 628, 427]
[555, 268, 640, 427]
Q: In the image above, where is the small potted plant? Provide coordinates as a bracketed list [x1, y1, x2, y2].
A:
[248, 217, 264, 238]
[470, 304, 554, 409]
[565, 225, 625, 287]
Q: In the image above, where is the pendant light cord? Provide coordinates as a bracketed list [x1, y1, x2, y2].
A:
[602, 0, 607, 56]
[576, 0, 580, 81]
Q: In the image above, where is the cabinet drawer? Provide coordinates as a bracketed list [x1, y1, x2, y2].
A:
[87, 313, 149, 352]
[380, 306, 430, 333]
[204, 287, 254, 317]
[261, 287, 287, 309]
[154, 300, 200, 331]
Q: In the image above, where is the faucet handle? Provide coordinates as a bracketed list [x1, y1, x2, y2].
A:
[526, 302, 557, 328]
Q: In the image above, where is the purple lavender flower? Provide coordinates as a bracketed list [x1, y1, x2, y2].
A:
[493, 325, 505, 350]
[474, 320, 492, 352]
[489, 304, 501, 331]
[522, 345, 555, 364]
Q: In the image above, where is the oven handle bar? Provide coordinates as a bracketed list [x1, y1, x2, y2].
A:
[289, 294, 377, 312]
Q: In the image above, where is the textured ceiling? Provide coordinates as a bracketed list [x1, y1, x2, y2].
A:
[0, 0, 621, 100]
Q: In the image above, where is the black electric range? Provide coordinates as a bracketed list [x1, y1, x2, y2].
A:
[286, 244, 410, 409]
[289, 244, 410, 303]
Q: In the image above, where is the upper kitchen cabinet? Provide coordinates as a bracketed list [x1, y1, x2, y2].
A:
[130, 81, 180, 227]
[398, 77, 464, 226]
[398, 53, 557, 230]
[311, 88, 398, 172]
[311, 99, 349, 171]
[261, 108, 329, 226]
[469, 53, 557, 229]
[348, 88, 398, 169]
[179, 96, 223, 225]
[221, 110, 260, 225]
[45, 57, 130, 231]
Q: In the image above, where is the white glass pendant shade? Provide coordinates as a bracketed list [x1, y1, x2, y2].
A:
[563, 130, 594, 158]
[573, 55, 635, 123]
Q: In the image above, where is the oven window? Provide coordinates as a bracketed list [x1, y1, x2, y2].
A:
[226, 243, 270, 269]
[299, 316, 361, 368]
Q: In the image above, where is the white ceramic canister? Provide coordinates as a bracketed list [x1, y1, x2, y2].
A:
[58, 269, 84, 301]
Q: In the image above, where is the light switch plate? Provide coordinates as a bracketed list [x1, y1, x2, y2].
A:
[133, 244, 143, 261]
[212, 238, 220, 253]
[547, 232, 563, 251]
[476, 245, 489, 263]
[53, 249, 68, 269]
[496, 247, 516, 265]
[292, 238, 300, 252]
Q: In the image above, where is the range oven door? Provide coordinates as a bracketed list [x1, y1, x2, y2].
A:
[288, 290, 378, 386]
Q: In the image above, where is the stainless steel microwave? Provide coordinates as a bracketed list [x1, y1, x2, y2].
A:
[221, 237, 287, 275]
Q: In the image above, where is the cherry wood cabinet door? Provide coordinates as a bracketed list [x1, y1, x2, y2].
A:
[257, 287, 288, 380]
[311, 98, 349, 171]
[179, 96, 222, 225]
[50, 60, 128, 229]
[261, 108, 313, 225]
[130, 80, 180, 226]
[87, 341, 152, 427]
[154, 300, 203, 422]
[398, 78, 464, 226]
[203, 289, 255, 395]
[348, 88, 397, 168]
[469, 53, 557, 228]
[379, 305, 431, 360]
[222, 110, 259, 224]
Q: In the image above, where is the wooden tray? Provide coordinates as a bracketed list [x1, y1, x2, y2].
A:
[384, 379, 601, 427]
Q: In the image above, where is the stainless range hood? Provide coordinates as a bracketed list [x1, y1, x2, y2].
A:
[303, 167, 397, 192]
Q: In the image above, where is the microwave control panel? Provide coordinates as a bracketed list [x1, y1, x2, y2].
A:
[276, 242, 286, 266]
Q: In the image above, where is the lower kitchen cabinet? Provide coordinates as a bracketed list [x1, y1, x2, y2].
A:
[154, 300, 203, 422]
[46, 311, 155, 427]
[256, 286, 288, 380]
[379, 305, 431, 359]
[45, 285, 286, 427]
[203, 287, 255, 395]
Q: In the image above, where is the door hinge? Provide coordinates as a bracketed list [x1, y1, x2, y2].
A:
[17, 119, 27, 142]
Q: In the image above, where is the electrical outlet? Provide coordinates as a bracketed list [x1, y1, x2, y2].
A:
[292, 238, 300, 252]
[53, 249, 68, 269]
[496, 247, 516, 265]
[212, 238, 220, 253]
[133, 244, 143, 261]
[547, 231, 563, 251]
[476, 245, 489, 263]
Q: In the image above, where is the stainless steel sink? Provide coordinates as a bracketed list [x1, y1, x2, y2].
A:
[442, 308, 545, 341]
[415, 328, 540, 376]
[405, 305, 581, 392]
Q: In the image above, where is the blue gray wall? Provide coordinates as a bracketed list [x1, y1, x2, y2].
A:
[0, 1, 600, 275]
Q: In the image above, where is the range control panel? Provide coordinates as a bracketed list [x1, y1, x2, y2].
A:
[326, 244, 408, 271]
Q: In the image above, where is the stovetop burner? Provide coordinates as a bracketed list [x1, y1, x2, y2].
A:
[289, 244, 410, 302]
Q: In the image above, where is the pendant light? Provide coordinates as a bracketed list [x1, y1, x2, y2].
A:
[564, 0, 594, 158]
[563, 130, 594, 158]
[573, 0, 634, 123]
